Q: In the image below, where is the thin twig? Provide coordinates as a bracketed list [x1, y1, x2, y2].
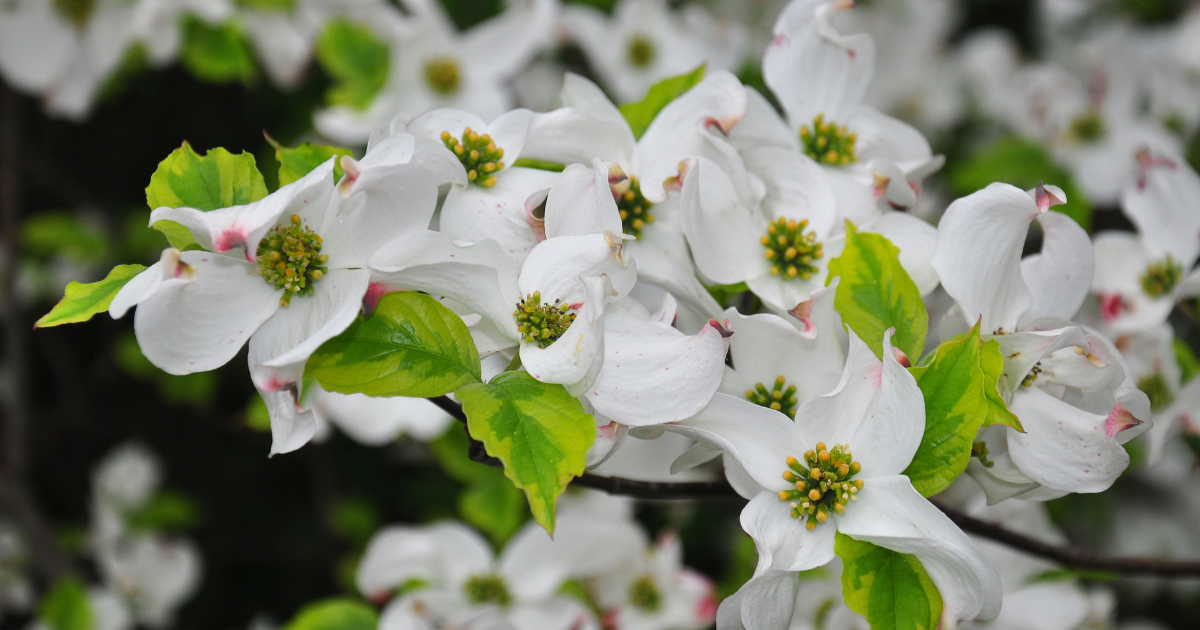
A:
[429, 394, 1200, 578]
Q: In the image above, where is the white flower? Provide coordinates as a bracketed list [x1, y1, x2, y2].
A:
[307, 384, 455, 446]
[110, 134, 453, 455]
[933, 182, 1151, 502]
[668, 330, 1002, 628]
[591, 532, 718, 630]
[523, 70, 747, 321]
[358, 509, 646, 630]
[1093, 150, 1200, 333]
[94, 536, 204, 629]
[560, 0, 750, 103]
[314, 0, 557, 145]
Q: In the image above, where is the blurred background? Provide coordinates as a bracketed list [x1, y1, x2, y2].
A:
[2, 0, 1200, 628]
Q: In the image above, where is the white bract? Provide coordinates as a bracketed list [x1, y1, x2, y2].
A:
[933, 182, 1151, 502]
[307, 384, 455, 446]
[667, 330, 1002, 629]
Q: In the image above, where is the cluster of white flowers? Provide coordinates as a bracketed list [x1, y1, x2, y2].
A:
[28, 0, 1200, 628]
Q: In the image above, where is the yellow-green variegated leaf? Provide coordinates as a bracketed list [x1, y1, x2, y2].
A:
[836, 533, 943, 630]
[456, 372, 594, 535]
[268, 136, 353, 187]
[35, 264, 147, 328]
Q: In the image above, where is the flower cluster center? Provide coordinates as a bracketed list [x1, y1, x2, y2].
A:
[514, 291, 576, 347]
[1137, 372, 1174, 411]
[800, 114, 857, 165]
[1069, 111, 1105, 143]
[761, 217, 823, 281]
[442, 128, 505, 188]
[255, 215, 328, 307]
[778, 443, 861, 530]
[464, 573, 511, 607]
[627, 34, 656, 68]
[628, 575, 662, 612]
[1020, 362, 1042, 388]
[424, 56, 461, 95]
[615, 176, 655, 239]
[1141, 255, 1182, 298]
[746, 375, 799, 419]
[53, 0, 93, 27]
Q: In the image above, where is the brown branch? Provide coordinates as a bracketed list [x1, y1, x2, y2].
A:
[430, 395, 1200, 578]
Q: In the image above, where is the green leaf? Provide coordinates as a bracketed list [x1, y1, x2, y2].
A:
[826, 223, 927, 361]
[705, 281, 750, 309]
[21, 212, 110, 263]
[979, 337, 1022, 431]
[35, 264, 147, 328]
[836, 533, 943, 630]
[181, 17, 257, 84]
[128, 490, 200, 532]
[1174, 338, 1200, 384]
[456, 372, 595, 534]
[38, 576, 92, 630]
[903, 321, 989, 497]
[151, 220, 202, 251]
[316, 19, 390, 111]
[267, 135, 353, 187]
[282, 598, 378, 630]
[235, 0, 295, 11]
[328, 496, 381, 550]
[147, 142, 268, 211]
[947, 135, 1092, 231]
[619, 64, 706, 139]
[511, 158, 566, 172]
[307, 291, 482, 397]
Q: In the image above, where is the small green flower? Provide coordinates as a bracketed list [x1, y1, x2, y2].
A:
[464, 574, 511, 607]
[514, 291, 577, 347]
[255, 215, 329, 307]
[626, 34, 656, 68]
[628, 575, 662, 612]
[424, 56, 461, 95]
[746, 375, 800, 418]
[761, 217, 823, 281]
[1140, 255, 1183, 298]
[777, 443, 862, 530]
[1069, 111, 1106, 143]
[615, 177, 654, 239]
[799, 114, 857, 165]
[1137, 372, 1174, 412]
[442, 128, 505, 188]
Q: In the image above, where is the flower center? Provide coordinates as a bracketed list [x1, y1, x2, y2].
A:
[1069, 111, 1105, 143]
[761, 217, 823, 281]
[1140, 255, 1182, 298]
[1137, 372, 1174, 411]
[800, 114, 857, 165]
[442, 128, 505, 188]
[626, 34, 656, 68]
[615, 176, 655, 239]
[971, 440, 995, 468]
[514, 291, 576, 347]
[53, 0, 93, 27]
[255, 215, 328, 307]
[464, 574, 511, 607]
[1020, 362, 1042, 388]
[778, 443, 861, 530]
[423, 56, 460, 95]
[746, 375, 799, 419]
[628, 575, 662, 612]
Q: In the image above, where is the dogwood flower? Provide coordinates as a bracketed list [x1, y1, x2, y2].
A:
[669, 330, 1002, 628]
[358, 507, 645, 630]
[590, 531, 718, 630]
[933, 182, 1151, 502]
[109, 135, 453, 456]
[314, 0, 556, 145]
[522, 70, 747, 321]
[559, 0, 749, 103]
[1093, 150, 1200, 333]
[368, 159, 730, 428]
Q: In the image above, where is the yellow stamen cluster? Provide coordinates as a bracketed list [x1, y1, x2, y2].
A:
[746, 375, 799, 418]
[777, 443, 862, 530]
[255, 215, 328, 307]
[1020, 362, 1042, 388]
[762, 217, 823, 281]
[442, 128, 505, 187]
[1069, 111, 1105, 143]
[628, 575, 662, 612]
[423, 56, 461, 95]
[464, 574, 511, 607]
[616, 176, 655, 239]
[626, 34, 656, 68]
[1140, 255, 1183, 298]
[1137, 372, 1174, 412]
[800, 114, 857, 165]
[514, 291, 576, 347]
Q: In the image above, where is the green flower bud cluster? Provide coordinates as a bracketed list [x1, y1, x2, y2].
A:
[423, 56, 461, 95]
[54, 0, 94, 27]
[464, 573, 511, 607]
[746, 375, 799, 419]
[628, 575, 663, 612]
[442, 128, 505, 188]
[971, 440, 995, 468]
[778, 442, 862, 531]
[514, 291, 576, 347]
[761, 217, 823, 281]
[800, 114, 857, 165]
[1020, 362, 1042, 388]
[1140, 255, 1183, 298]
[1069, 111, 1106, 143]
[626, 34, 656, 68]
[1137, 372, 1174, 412]
[616, 176, 655, 239]
[255, 215, 329, 307]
